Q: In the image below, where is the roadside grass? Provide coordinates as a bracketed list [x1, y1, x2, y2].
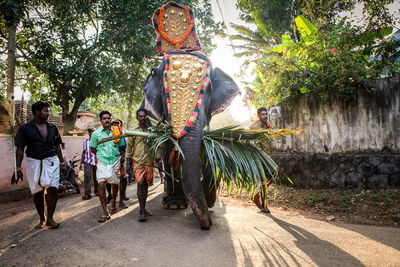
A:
[219, 185, 400, 227]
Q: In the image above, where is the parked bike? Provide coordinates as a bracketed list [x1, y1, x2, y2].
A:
[59, 153, 80, 194]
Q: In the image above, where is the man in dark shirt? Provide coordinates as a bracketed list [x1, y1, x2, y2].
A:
[13, 101, 67, 229]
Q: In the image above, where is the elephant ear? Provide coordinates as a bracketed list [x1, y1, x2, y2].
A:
[209, 67, 240, 116]
[141, 61, 166, 121]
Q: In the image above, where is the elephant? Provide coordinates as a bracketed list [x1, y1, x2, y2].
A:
[141, 50, 240, 230]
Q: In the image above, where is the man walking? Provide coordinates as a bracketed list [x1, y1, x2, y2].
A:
[80, 127, 98, 200]
[90, 111, 125, 222]
[126, 108, 158, 222]
[250, 107, 274, 213]
[111, 120, 128, 209]
[12, 101, 67, 229]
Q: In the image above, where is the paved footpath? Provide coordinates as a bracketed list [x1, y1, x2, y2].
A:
[1, 179, 400, 266]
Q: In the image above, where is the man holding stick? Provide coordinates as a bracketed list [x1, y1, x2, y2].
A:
[90, 110, 125, 222]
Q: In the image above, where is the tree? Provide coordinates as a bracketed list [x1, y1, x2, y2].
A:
[0, 0, 28, 131]
[235, 0, 400, 108]
[237, 0, 296, 40]
[0, 0, 223, 132]
[229, 23, 276, 67]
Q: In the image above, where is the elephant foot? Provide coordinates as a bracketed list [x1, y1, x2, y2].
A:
[162, 195, 188, 210]
[200, 212, 213, 230]
[186, 196, 213, 230]
[205, 190, 216, 208]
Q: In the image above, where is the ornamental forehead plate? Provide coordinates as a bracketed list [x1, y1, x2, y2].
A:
[152, 2, 202, 55]
[167, 55, 208, 134]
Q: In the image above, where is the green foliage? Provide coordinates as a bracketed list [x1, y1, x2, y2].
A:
[229, 23, 277, 69]
[0, 0, 28, 26]
[235, 0, 400, 107]
[99, 121, 295, 196]
[250, 16, 399, 107]
[237, 0, 295, 39]
[201, 126, 280, 195]
[0, 0, 223, 131]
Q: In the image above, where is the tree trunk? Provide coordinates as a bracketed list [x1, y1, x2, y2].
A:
[62, 96, 85, 133]
[6, 23, 17, 131]
[126, 92, 134, 129]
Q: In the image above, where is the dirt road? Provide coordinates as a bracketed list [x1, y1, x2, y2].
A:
[1, 178, 399, 266]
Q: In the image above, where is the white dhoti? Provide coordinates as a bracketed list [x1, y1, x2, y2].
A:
[26, 155, 60, 194]
[96, 160, 120, 184]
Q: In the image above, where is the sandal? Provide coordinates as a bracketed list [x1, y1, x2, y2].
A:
[119, 202, 129, 209]
[98, 214, 111, 223]
[82, 194, 91, 200]
[144, 210, 153, 217]
[138, 214, 147, 222]
[35, 222, 45, 229]
[110, 206, 118, 214]
[45, 221, 60, 229]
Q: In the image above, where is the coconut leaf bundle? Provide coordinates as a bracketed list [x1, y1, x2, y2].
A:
[98, 120, 297, 195]
[201, 126, 295, 196]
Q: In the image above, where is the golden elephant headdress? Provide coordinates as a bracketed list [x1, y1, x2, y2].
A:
[153, 2, 209, 139]
[152, 1, 202, 55]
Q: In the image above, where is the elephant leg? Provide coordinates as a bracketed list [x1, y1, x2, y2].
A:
[201, 164, 217, 208]
[180, 134, 212, 230]
[162, 154, 187, 210]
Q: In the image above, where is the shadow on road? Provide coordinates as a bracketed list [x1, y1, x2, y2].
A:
[268, 214, 364, 266]
[328, 222, 400, 251]
[0, 180, 240, 266]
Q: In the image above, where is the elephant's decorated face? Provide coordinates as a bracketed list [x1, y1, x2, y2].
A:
[142, 60, 241, 132]
[164, 52, 211, 138]
[142, 1, 240, 139]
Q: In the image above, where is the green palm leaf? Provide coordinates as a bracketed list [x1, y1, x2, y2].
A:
[99, 121, 296, 197]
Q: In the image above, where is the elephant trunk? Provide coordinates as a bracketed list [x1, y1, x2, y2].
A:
[180, 126, 212, 230]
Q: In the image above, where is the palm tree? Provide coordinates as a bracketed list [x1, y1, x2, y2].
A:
[229, 23, 278, 67]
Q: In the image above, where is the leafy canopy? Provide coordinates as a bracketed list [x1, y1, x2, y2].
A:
[235, 0, 400, 107]
[0, 0, 223, 130]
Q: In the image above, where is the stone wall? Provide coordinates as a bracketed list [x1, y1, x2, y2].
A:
[273, 153, 400, 189]
[270, 77, 400, 188]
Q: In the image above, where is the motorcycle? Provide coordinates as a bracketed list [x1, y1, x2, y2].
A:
[58, 153, 81, 194]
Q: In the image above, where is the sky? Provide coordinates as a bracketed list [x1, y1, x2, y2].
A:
[209, 0, 255, 124]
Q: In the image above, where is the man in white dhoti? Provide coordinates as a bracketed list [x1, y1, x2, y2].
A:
[13, 101, 67, 229]
[90, 110, 125, 223]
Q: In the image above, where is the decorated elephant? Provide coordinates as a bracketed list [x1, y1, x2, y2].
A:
[141, 50, 240, 230]
[95, 2, 290, 230]
[134, 2, 239, 229]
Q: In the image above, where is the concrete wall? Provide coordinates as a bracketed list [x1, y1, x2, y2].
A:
[270, 77, 400, 188]
[271, 77, 400, 154]
[0, 135, 86, 197]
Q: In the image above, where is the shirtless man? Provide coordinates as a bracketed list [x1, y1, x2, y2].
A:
[250, 107, 273, 213]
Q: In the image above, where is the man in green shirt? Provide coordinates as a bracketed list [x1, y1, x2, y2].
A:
[126, 108, 158, 222]
[250, 107, 273, 213]
[90, 110, 125, 222]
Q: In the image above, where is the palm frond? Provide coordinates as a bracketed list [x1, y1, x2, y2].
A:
[99, 121, 299, 197]
[201, 126, 297, 196]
